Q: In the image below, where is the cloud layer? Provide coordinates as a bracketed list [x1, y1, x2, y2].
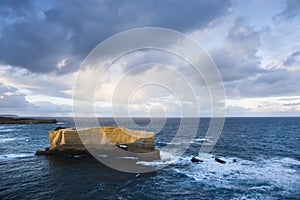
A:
[0, 0, 232, 74]
[0, 0, 299, 117]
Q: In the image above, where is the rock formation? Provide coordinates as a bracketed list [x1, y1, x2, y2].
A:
[215, 157, 226, 164]
[36, 126, 160, 161]
[0, 117, 57, 124]
[191, 156, 203, 163]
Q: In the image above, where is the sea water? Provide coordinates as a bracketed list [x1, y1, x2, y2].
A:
[0, 117, 299, 199]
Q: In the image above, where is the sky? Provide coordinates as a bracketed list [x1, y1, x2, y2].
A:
[0, 0, 299, 117]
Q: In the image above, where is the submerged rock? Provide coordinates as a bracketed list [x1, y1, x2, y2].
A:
[36, 126, 160, 161]
[191, 156, 203, 163]
[215, 157, 226, 164]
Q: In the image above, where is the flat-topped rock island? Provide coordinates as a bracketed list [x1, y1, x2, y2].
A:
[36, 126, 160, 161]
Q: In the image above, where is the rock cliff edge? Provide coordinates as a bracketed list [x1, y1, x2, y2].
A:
[36, 126, 160, 161]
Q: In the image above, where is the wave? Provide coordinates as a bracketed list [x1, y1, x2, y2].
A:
[0, 153, 34, 160]
[137, 150, 190, 166]
[97, 154, 108, 158]
[157, 138, 212, 146]
[0, 128, 15, 132]
[190, 138, 212, 144]
[0, 138, 16, 143]
[138, 151, 300, 195]
[193, 138, 208, 142]
[178, 156, 299, 195]
[115, 156, 139, 160]
[0, 137, 29, 143]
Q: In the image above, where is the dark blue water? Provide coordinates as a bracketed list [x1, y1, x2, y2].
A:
[0, 118, 299, 199]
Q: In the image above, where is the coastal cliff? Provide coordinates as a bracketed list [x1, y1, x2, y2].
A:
[36, 126, 160, 160]
[0, 117, 57, 124]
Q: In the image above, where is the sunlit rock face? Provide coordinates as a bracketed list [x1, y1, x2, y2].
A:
[36, 127, 159, 160]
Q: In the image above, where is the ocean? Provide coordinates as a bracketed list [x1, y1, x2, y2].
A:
[0, 117, 299, 199]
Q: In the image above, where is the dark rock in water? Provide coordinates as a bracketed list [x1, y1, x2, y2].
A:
[54, 126, 67, 131]
[0, 116, 57, 124]
[35, 149, 89, 156]
[215, 157, 226, 164]
[191, 156, 203, 163]
[233, 159, 237, 163]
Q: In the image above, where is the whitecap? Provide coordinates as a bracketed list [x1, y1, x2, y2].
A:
[279, 157, 300, 165]
[172, 155, 300, 194]
[139, 152, 299, 195]
[193, 138, 208, 142]
[166, 142, 184, 145]
[0, 129, 15, 132]
[115, 156, 138, 160]
[137, 151, 190, 166]
[0, 153, 33, 160]
[0, 138, 16, 143]
[97, 154, 108, 158]
[156, 141, 168, 146]
[190, 138, 212, 144]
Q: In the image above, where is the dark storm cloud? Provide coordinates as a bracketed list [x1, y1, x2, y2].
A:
[274, 0, 300, 20]
[0, 0, 233, 74]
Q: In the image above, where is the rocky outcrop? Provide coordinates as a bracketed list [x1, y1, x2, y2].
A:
[215, 157, 226, 164]
[191, 156, 203, 163]
[36, 126, 160, 160]
[0, 117, 57, 124]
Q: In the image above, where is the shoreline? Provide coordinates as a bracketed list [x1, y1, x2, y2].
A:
[0, 117, 57, 124]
